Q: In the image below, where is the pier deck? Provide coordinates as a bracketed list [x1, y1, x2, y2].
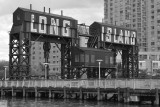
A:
[0, 79, 160, 105]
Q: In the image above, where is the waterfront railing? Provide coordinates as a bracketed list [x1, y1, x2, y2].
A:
[0, 79, 160, 89]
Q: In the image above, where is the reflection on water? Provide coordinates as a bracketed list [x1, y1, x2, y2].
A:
[0, 97, 156, 107]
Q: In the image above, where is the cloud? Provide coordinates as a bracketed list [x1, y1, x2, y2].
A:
[52, 7, 104, 25]
[0, 0, 103, 16]
[0, 0, 104, 61]
[0, 14, 12, 61]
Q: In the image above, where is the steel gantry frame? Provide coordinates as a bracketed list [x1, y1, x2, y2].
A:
[9, 7, 138, 80]
[9, 31, 31, 79]
[88, 22, 139, 79]
[9, 7, 78, 80]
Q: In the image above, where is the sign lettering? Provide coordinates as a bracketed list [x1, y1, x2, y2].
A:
[101, 26, 137, 45]
[30, 14, 72, 37]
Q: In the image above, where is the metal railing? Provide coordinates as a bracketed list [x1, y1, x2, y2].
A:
[0, 79, 160, 89]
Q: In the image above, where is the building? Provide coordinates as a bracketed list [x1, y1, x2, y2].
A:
[104, 0, 160, 61]
[30, 41, 61, 78]
[139, 60, 160, 77]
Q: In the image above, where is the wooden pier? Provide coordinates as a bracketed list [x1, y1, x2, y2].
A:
[0, 79, 160, 105]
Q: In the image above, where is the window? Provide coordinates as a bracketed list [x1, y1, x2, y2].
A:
[151, 16, 154, 19]
[153, 63, 158, 68]
[133, 19, 136, 22]
[151, 0, 154, 3]
[138, 23, 141, 27]
[151, 5, 154, 8]
[41, 19, 45, 30]
[80, 54, 84, 62]
[85, 54, 89, 63]
[133, 4, 135, 7]
[105, 56, 109, 64]
[143, 55, 147, 60]
[32, 47, 35, 50]
[133, 9, 135, 12]
[75, 54, 79, 62]
[110, 56, 114, 64]
[151, 26, 154, 29]
[91, 55, 95, 63]
[151, 42, 155, 45]
[32, 51, 35, 54]
[139, 63, 142, 67]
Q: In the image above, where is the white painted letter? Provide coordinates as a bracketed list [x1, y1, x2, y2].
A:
[113, 28, 118, 43]
[39, 16, 47, 34]
[118, 30, 123, 43]
[31, 14, 37, 32]
[125, 30, 130, 44]
[62, 20, 70, 36]
[50, 18, 59, 35]
[105, 27, 112, 42]
[101, 26, 104, 41]
[131, 31, 136, 45]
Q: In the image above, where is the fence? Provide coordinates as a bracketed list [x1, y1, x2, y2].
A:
[0, 79, 160, 89]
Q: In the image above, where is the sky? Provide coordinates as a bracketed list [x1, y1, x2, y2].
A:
[0, 0, 104, 61]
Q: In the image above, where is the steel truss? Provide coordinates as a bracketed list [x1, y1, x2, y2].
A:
[9, 32, 30, 79]
[105, 44, 139, 78]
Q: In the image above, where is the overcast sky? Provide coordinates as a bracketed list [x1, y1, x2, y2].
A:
[0, 0, 104, 61]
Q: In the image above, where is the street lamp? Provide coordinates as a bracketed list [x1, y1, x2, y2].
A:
[96, 59, 103, 87]
[43, 63, 49, 79]
[3, 66, 8, 80]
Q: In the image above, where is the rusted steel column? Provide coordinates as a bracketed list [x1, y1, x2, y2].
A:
[1, 88, 4, 97]
[117, 87, 121, 102]
[97, 87, 101, 101]
[79, 87, 83, 100]
[155, 88, 159, 105]
[23, 87, 25, 97]
[35, 87, 38, 98]
[124, 87, 130, 103]
[12, 87, 16, 97]
[63, 86, 67, 99]
[49, 88, 52, 98]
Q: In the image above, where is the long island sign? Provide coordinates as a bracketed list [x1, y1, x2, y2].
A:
[90, 22, 137, 46]
[13, 7, 77, 37]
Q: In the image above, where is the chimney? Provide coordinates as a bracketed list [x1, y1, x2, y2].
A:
[49, 8, 50, 14]
[30, 4, 32, 10]
[44, 7, 45, 13]
[61, 10, 63, 16]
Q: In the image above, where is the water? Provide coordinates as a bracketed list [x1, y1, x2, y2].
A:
[0, 97, 157, 107]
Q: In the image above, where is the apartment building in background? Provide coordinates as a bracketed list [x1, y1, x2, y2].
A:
[104, 0, 160, 61]
[30, 41, 61, 78]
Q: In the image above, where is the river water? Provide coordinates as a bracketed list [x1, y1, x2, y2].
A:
[0, 97, 156, 107]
